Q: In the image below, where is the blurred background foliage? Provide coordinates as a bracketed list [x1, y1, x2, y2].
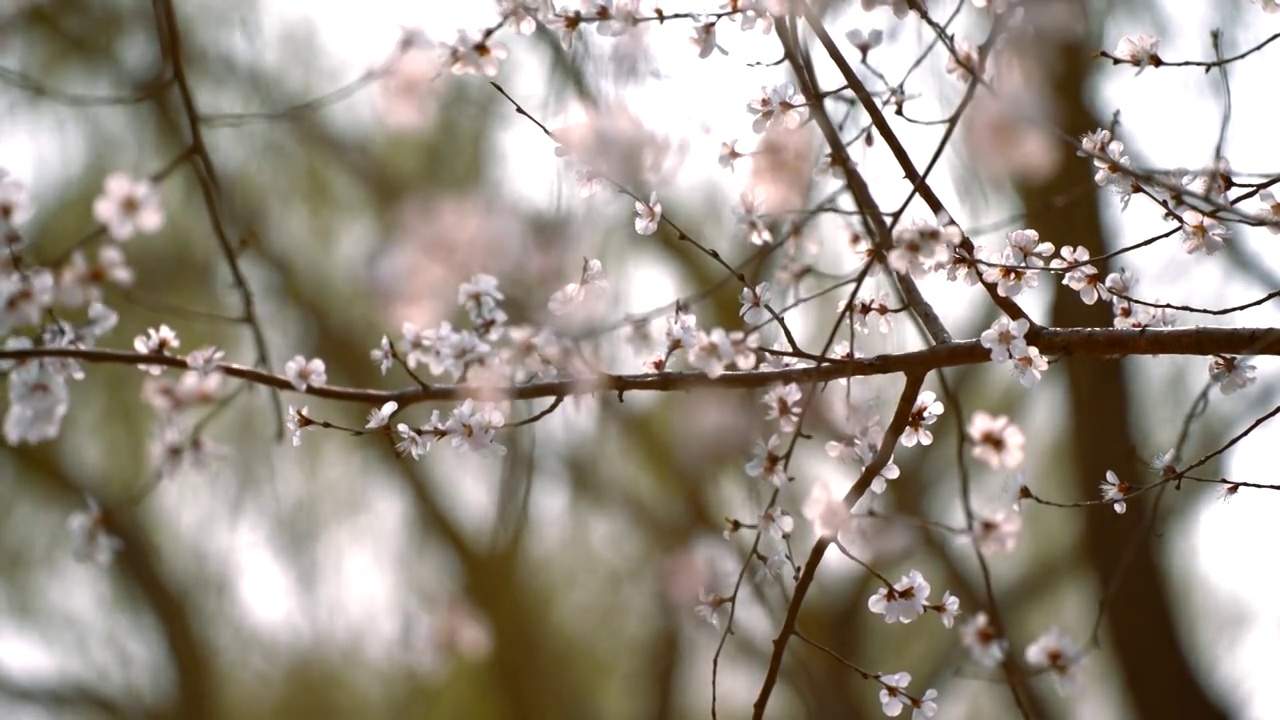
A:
[0, 1, 1276, 718]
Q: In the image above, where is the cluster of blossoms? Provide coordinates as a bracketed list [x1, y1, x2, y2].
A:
[391, 399, 509, 459]
[877, 672, 938, 719]
[0, 169, 165, 449]
[290, 263, 619, 454]
[642, 305, 765, 379]
[978, 316, 1049, 388]
[0, 167, 172, 563]
[868, 570, 959, 627]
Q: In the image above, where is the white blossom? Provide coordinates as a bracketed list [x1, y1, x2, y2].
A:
[458, 273, 506, 330]
[448, 30, 508, 77]
[695, 589, 728, 628]
[888, 222, 959, 277]
[868, 570, 931, 624]
[762, 383, 803, 432]
[1051, 245, 1108, 305]
[0, 269, 55, 333]
[1010, 346, 1049, 388]
[5, 366, 69, 445]
[739, 282, 771, 326]
[979, 317, 1029, 363]
[758, 506, 794, 539]
[0, 170, 34, 250]
[286, 405, 313, 447]
[549, 259, 609, 315]
[901, 390, 944, 447]
[57, 245, 134, 307]
[690, 17, 726, 58]
[967, 411, 1026, 470]
[1025, 627, 1082, 694]
[1100, 469, 1130, 514]
[133, 324, 180, 376]
[1209, 355, 1257, 395]
[1257, 190, 1280, 234]
[911, 689, 939, 719]
[664, 310, 699, 352]
[735, 191, 773, 246]
[1112, 34, 1161, 73]
[961, 611, 1008, 667]
[746, 82, 807, 134]
[967, 508, 1022, 554]
[284, 355, 327, 391]
[846, 28, 884, 60]
[846, 292, 894, 334]
[371, 335, 394, 375]
[634, 192, 663, 235]
[879, 672, 912, 717]
[718, 139, 746, 172]
[67, 494, 123, 565]
[366, 401, 399, 429]
[395, 421, 433, 459]
[93, 172, 165, 241]
[746, 434, 788, 486]
[185, 346, 224, 375]
[802, 479, 849, 538]
[443, 399, 506, 455]
[936, 591, 961, 629]
[1179, 210, 1227, 255]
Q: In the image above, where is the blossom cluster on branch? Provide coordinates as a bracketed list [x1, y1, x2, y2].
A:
[5, 0, 1280, 717]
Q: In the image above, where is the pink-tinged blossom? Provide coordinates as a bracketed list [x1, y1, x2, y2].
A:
[695, 589, 729, 628]
[1257, 190, 1280, 233]
[802, 480, 849, 538]
[945, 38, 985, 83]
[1209, 355, 1257, 395]
[967, 508, 1022, 554]
[967, 411, 1026, 470]
[690, 17, 726, 58]
[1112, 34, 1161, 73]
[1025, 627, 1082, 694]
[635, 192, 662, 235]
[961, 611, 1009, 667]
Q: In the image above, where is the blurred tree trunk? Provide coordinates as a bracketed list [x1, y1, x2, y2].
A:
[1017, 26, 1229, 720]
